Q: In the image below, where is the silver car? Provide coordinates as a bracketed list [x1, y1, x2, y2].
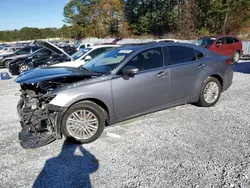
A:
[15, 42, 233, 149]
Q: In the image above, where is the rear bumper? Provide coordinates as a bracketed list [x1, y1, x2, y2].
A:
[222, 67, 234, 92]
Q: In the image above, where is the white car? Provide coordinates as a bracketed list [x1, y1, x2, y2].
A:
[76, 43, 94, 51]
[153, 39, 180, 43]
[0, 47, 14, 55]
[51, 45, 120, 68]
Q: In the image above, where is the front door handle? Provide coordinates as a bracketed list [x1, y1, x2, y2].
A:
[156, 71, 167, 78]
[198, 64, 206, 69]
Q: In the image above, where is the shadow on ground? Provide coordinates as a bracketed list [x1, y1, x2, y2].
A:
[233, 62, 250, 74]
[33, 139, 99, 188]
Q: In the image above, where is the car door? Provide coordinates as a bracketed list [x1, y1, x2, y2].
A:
[225, 37, 235, 56]
[112, 47, 170, 120]
[165, 46, 206, 103]
[212, 37, 228, 56]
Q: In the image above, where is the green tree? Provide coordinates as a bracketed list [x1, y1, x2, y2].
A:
[125, 0, 179, 36]
[207, 0, 250, 34]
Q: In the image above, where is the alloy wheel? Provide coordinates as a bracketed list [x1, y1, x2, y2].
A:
[233, 52, 240, 63]
[203, 81, 219, 104]
[20, 64, 30, 72]
[66, 110, 99, 140]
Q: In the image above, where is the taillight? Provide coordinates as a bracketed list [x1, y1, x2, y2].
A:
[226, 59, 232, 65]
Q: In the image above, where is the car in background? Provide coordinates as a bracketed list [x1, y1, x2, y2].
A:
[57, 43, 77, 56]
[76, 43, 93, 52]
[8, 41, 74, 75]
[102, 37, 122, 45]
[0, 45, 41, 68]
[152, 39, 180, 43]
[194, 35, 243, 63]
[15, 42, 233, 148]
[0, 47, 15, 55]
[51, 45, 120, 68]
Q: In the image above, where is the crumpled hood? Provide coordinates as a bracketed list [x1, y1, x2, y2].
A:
[15, 66, 101, 84]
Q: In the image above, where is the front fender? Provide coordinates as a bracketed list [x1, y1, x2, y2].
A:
[49, 79, 115, 122]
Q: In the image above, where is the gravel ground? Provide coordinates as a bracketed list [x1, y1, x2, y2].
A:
[0, 63, 250, 188]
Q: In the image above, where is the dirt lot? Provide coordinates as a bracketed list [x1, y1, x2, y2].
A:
[0, 62, 250, 188]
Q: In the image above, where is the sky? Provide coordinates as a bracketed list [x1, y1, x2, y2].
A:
[0, 0, 69, 31]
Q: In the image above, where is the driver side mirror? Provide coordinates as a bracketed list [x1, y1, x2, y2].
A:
[84, 55, 92, 61]
[122, 65, 139, 76]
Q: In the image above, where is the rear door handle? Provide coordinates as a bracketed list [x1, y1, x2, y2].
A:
[156, 71, 167, 78]
[198, 64, 206, 69]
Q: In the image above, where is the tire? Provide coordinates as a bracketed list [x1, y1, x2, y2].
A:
[232, 51, 240, 64]
[61, 101, 105, 144]
[4, 60, 11, 68]
[196, 77, 222, 107]
[19, 64, 31, 73]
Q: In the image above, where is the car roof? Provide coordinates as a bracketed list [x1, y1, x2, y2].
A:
[200, 34, 239, 39]
[115, 42, 205, 52]
[90, 45, 120, 49]
[153, 39, 179, 42]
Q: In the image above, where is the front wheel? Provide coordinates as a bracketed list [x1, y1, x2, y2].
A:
[196, 77, 221, 107]
[61, 101, 105, 144]
[4, 60, 11, 68]
[19, 64, 31, 73]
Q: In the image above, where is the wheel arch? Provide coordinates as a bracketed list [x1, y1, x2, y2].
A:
[209, 74, 223, 89]
[55, 98, 110, 139]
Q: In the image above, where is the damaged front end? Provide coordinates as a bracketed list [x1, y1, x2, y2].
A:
[17, 81, 67, 149]
[15, 66, 103, 149]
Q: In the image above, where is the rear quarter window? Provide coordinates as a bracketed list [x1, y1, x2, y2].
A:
[195, 50, 205, 59]
[233, 38, 240, 43]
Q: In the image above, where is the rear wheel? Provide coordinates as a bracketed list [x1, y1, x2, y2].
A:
[196, 77, 221, 107]
[233, 51, 240, 64]
[4, 60, 11, 68]
[61, 101, 105, 144]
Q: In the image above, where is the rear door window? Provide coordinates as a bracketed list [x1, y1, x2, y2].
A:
[226, 37, 234, 44]
[166, 46, 196, 65]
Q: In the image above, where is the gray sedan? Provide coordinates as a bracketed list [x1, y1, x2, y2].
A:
[15, 42, 233, 148]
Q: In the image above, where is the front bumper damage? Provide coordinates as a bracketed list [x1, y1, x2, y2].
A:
[17, 99, 66, 149]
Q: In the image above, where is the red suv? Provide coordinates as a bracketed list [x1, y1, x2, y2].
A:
[195, 35, 243, 63]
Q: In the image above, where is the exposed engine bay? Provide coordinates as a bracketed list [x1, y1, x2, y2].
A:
[17, 76, 91, 149]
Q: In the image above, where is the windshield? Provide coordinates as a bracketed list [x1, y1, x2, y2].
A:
[83, 48, 134, 74]
[194, 38, 216, 46]
[29, 48, 44, 57]
[71, 48, 92, 60]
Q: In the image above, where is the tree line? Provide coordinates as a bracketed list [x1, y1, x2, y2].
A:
[1, 0, 250, 42]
